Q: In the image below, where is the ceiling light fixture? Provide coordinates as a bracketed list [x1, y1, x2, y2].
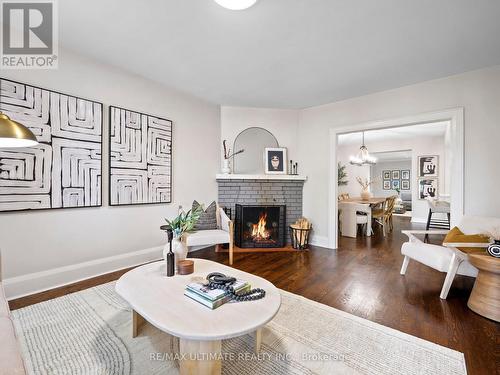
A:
[214, 0, 258, 10]
[0, 112, 38, 148]
[350, 132, 376, 166]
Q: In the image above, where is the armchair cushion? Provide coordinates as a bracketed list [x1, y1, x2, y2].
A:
[192, 201, 218, 231]
[402, 241, 454, 272]
[184, 229, 230, 247]
[443, 227, 490, 254]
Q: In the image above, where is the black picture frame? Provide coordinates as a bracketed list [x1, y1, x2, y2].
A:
[264, 147, 287, 174]
[418, 178, 438, 199]
[418, 155, 438, 177]
[109, 105, 173, 206]
[0, 77, 103, 213]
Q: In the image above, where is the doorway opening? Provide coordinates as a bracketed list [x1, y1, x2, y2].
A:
[329, 108, 464, 248]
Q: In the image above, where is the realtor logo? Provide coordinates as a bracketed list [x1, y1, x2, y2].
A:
[1, 0, 58, 69]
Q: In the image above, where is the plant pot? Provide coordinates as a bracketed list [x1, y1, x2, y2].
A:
[221, 159, 231, 174]
[360, 187, 372, 201]
[487, 240, 500, 258]
[163, 237, 189, 271]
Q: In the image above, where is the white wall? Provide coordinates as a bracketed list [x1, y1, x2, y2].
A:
[0, 49, 220, 298]
[298, 65, 500, 239]
[220, 106, 300, 173]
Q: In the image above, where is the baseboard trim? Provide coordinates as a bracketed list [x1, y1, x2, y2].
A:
[309, 235, 331, 249]
[3, 246, 163, 300]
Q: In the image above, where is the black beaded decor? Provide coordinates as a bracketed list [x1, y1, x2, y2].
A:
[207, 280, 266, 301]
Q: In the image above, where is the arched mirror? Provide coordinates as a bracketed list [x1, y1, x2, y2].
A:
[233, 127, 279, 174]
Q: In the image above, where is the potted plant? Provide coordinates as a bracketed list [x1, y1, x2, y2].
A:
[356, 176, 379, 201]
[162, 206, 203, 267]
[338, 162, 348, 187]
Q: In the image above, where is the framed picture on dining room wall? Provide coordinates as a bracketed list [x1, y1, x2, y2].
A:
[383, 180, 391, 190]
[418, 178, 438, 199]
[383, 170, 391, 180]
[401, 180, 410, 190]
[418, 155, 438, 177]
[392, 170, 400, 180]
[264, 147, 287, 174]
[401, 170, 410, 180]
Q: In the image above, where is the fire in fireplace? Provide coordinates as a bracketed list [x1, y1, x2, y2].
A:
[235, 204, 286, 248]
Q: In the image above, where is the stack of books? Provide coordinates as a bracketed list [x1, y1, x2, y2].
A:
[184, 280, 250, 309]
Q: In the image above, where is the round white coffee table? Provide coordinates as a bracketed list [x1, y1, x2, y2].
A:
[116, 259, 281, 375]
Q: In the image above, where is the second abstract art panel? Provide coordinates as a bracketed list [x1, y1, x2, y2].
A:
[109, 106, 172, 205]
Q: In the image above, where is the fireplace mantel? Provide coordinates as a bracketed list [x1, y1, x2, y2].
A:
[216, 174, 307, 181]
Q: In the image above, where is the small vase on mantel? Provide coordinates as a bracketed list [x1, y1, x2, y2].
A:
[360, 187, 372, 201]
[221, 158, 231, 174]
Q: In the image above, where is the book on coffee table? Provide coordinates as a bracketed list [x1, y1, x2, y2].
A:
[185, 280, 250, 309]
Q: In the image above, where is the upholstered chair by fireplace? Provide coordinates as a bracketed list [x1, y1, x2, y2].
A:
[182, 203, 234, 265]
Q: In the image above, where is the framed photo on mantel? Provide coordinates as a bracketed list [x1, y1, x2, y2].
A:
[264, 147, 287, 174]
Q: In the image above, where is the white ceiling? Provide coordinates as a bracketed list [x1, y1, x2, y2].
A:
[337, 121, 449, 146]
[59, 0, 500, 108]
[371, 150, 412, 162]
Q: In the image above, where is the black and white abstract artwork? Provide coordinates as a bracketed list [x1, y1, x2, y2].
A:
[109, 106, 172, 205]
[418, 155, 438, 177]
[0, 79, 102, 211]
[419, 178, 438, 199]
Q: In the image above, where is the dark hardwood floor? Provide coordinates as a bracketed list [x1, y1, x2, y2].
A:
[9, 216, 499, 374]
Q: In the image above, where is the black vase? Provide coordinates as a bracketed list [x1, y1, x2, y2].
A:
[166, 248, 175, 276]
[166, 228, 175, 276]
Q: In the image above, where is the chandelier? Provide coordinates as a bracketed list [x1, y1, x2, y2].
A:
[350, 132, 376, 166]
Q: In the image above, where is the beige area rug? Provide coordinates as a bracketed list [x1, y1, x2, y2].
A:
[12, 282, 467, 375]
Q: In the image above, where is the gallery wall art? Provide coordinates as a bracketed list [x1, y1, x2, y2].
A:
[0, 79, 102, 211]
[109, 106, 172, 205]
[383, 169, 410, 191]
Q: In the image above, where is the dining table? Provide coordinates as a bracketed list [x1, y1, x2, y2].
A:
[342, 197, 387, 205]
[338, 197, 386, 238]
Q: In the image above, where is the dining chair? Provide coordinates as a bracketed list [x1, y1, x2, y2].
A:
[372, 196, 397, 236]
[355, 203, 372, 236]
[338, 202, 372, 238]
[424, 198, 451, 242]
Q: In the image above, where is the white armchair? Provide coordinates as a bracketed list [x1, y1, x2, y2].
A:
[182, 206, 234, 265]
[400, 216, 498, 299]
